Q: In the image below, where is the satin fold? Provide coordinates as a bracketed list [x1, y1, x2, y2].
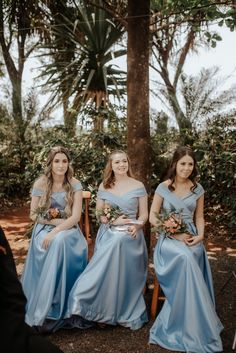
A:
[21, 185, 88, 327]
[149, 183, 223, 353]
[67, 187, 148, 330]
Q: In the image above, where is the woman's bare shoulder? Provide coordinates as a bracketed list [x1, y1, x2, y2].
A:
[71, 177, 81, 186]
[162, 179, 171, 186]
[33, 176, 46, 189]
[129, 178, 145, 188]
[98, 182, 105, 191]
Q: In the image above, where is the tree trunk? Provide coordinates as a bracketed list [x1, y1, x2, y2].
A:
[62, 99, 76, 137]
[166, 86, 192, 130]
[127, 0, 151, 250]
[127, 0, 151, 188]
[0, 2, 25, 144]
[12, 77, 25, 144]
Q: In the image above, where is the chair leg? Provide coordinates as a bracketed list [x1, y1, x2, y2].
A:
[84, 199, 91, 243]
[150, 276, 160, 319]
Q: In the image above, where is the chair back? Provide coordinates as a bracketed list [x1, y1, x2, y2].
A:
[79, 191, 91, 242]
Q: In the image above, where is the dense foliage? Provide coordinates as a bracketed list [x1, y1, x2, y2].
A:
[1, 114, 235, 230]
[0, 0, 235, 233]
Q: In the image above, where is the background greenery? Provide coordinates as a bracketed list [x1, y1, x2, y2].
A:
[1, 112, 235, 231]
[0, 0, 235, 234]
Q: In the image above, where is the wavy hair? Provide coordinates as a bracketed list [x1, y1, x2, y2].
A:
[166, 146, 198, 192]
[103, 150, 134, 189]
[38, 146, 74, 216]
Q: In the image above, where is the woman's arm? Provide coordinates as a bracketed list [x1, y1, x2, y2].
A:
[126, 194, 148, 238]
[138, 195, 148, 224]
[149, 193, 163, 227]
[30, 194, 41, 222]
[185, 194, 205, 246]
[96, 197, 107, 224]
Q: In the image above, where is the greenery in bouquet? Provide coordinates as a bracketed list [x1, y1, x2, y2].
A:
[33, 206, 67, 221]
[96, 204, 125, 225]
[152, 207, 189, 239]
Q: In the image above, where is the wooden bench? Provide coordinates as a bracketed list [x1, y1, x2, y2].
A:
[79, 191, 92, 242]
[150, 276, 165, 319]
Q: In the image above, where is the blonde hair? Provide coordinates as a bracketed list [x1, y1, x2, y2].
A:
[38, 146, 74, 216]
[103, 150, 134, 189]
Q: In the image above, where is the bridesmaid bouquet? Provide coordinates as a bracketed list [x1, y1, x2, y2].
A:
[153, 208, 188, 239]
[33, 206, 66, 221]
[96, 204, 125, 225]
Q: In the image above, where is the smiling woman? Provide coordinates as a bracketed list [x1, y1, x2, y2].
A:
[149, 146, 223, 352]
[21, 146, 88, 332]
[64, 150, 149, 330]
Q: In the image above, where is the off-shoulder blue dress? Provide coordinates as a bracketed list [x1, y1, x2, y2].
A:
[149, 182, 223, 352]
[21, 182, 88, 328]
[67, 187, 148, 330]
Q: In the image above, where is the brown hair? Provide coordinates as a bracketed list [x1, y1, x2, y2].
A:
[166, 146, 198, 192]
[38, 146, 74, 216]
[103, 150, 134, 189]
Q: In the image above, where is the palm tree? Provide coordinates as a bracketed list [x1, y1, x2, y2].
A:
[40, 0, 126, 135]
[180, 67, 236, 129]
[154, 66, 236, 133]
[150, 0, 235, 133]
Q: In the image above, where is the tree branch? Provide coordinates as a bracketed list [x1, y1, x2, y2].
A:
[150, 0, 235, 26]
[173, 26, 195, 89]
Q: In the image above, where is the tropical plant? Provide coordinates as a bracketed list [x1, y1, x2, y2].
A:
[154, 67, 236, 135]
[180, 67, 236, 129]
[194, 115, 236, 228]
[150, 0, 236, 133]
[39, 0, 126, 135]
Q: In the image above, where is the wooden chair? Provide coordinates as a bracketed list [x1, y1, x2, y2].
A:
[150, 276, 165, 319]
[79, 191, 92, 242]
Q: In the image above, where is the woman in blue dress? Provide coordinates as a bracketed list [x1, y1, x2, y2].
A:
[21, 146, 88, 331]
[66, 150, 148, 330]
[149, 146, 223, 352]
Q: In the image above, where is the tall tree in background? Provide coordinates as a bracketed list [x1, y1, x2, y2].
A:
[0, 0, 44, 144]
[150, 0, 236, 134]
[127, 0, 151, 187]
[40, 0, 126, 136]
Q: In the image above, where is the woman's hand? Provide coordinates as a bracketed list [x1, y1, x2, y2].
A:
[42, 231, 57, 250]
[112, 215, 132, 226]
[171, 233, 191, 242]
[100, 216, 109, 224]
[184, 235, 203, 246]
[127, 225, 139, 238]
[50, 218, 64, 226]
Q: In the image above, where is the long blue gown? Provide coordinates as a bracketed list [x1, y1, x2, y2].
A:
[149, 182, 223, 353]
[66, 187, 148, 330]
[21, 183, 88, 327]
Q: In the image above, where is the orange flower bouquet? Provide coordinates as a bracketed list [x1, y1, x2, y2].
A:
[96, 204, 125, 225]
[33, 206, 67, 221]
[153, 208, 189, 239]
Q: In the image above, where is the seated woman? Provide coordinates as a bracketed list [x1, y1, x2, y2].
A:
[66, 150, 148, 330]
[149, 146, 223, 352]
[21, 146, 88, 332]
[0, 226, 63, 353]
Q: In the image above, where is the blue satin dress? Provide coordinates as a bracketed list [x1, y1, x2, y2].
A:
[149, 182, 223, 352]
[67, 187, 148, 330]
[21, 183, 88, 327]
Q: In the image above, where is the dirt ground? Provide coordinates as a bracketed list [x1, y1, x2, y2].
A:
[1, 205, 235, 353]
